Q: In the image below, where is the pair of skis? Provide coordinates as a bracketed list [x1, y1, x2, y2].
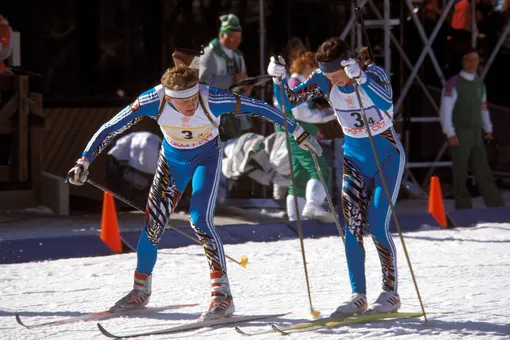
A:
[15, 303, 290, 338]
[235, 311, 425, 336]
[15, 304, 424, 338]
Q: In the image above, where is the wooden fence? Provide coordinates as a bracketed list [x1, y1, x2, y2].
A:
[41, 106, 161, 201]
[0, 75, 44, 185]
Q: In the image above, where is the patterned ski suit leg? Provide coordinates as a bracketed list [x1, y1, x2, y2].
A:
[136, 142, 192, 275]
[368, 128, 405, 294]
[188, 139, 228, 273]
[341, 128, 405, 295]
[342, 156, 371, 295]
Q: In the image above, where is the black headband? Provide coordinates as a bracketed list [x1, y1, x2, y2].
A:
[317, 49, 352, 73]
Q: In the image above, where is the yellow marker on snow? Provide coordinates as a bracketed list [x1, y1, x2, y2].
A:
[239, 256, 249, 268]
[311, 309, 321, 319]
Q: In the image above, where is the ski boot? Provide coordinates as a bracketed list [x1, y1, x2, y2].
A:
[330, 293, 368, 317]
[200, 271, 235, 320]
[371, 291, 401, 313]
[110, 271, 152, 312]
[302, 203, 335, 223]
[302, 179, 335, 223]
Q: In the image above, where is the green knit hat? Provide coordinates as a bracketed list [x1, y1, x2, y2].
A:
[219, 14, 242, 34]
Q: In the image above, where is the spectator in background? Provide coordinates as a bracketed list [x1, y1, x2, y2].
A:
[282, 37, 307, 67]
[271, 37, 308, 200]
[275, 52, 335, 223]
[425, 0, 442, 22]
[450, 0, 483, 38]
[447, 0, 485, 74]
[0, 13, 13, 166]
[0, 14, 12, 75]
[440, 48, 504, 210]
[200, 14, 252, 141]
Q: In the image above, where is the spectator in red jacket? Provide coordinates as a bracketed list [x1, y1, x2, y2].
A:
[0, 14, 12, 75]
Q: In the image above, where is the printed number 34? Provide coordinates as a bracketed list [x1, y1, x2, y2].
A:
[351, 112, 374, 128]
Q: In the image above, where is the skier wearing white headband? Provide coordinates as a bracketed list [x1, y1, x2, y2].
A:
[67, 49, 321, 320]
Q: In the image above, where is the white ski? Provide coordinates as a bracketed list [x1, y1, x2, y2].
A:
[98, 312, 290, 338]
[15, 303, 198, 328]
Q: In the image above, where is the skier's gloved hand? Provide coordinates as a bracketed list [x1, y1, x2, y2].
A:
[267, 56, 287, 83]
[67, 158, 90, 186]
[341, 58, 367, 85]
[292, 124, 323, 156]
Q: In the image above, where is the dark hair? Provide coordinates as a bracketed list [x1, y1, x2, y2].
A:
[283, 37, 307, 59]
[461, 46, 479, 59]
[316, 37, 351, 63]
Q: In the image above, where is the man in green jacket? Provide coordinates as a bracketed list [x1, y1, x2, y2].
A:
[199, 14, 251, 141]
[440, 48, 505, 210]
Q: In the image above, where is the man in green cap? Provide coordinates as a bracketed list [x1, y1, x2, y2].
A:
[440, 47, 505, 210]
[200, 13, 252, 141]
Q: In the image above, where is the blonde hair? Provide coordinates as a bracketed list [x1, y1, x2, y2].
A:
[289, 51, 318, 75]
[161, 65, 199, 90]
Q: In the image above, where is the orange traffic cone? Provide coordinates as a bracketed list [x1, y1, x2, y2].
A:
[428, 176, 447, 228]
[100, 192, 123, 253]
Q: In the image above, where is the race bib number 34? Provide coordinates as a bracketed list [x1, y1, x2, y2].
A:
[336, 106, 383, 129]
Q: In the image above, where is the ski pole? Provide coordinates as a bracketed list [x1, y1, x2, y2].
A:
[82, 178, 248, 268]
[276, 68, 320, 318]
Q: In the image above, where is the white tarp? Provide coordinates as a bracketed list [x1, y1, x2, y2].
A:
[222, 132, 290, 187]
[107, 132, 162, 175]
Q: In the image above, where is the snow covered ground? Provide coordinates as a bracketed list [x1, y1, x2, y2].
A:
[2, 223, 510, 339]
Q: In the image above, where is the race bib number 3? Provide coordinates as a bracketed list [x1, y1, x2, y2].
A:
[162, 125, 211, 142]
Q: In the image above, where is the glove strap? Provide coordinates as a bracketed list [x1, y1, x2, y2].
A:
[296, 131, 310, 145]
[76, 158, 89, 171]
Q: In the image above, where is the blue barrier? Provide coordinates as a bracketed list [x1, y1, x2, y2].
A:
[447, 206, 510, 227]
[1, 206, 508, 264]
[0, 235, 113, 264]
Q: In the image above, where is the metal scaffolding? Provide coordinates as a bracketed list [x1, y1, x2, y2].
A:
[243, 0, 509, 204]
[340, 0, 510, 188]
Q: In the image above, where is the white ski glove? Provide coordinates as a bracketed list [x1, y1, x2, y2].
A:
[341, 58, 367, 84]
[67, 159, 90, 186]
[267, 56, 287, 83]
[292, 124, 323, 156]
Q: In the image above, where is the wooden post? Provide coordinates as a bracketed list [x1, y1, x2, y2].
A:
[30, 93, 44, 199]
[29, 91, 44, 198]
[15, 75, 29, 181]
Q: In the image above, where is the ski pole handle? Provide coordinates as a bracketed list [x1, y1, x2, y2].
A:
[354, 6, 375, 64]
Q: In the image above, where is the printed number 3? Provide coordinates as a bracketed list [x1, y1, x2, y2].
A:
[350, 112, 374, 127]
[182, 130, 193, 140]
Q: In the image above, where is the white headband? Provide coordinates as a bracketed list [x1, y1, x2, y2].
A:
[164, 83, 199, 99]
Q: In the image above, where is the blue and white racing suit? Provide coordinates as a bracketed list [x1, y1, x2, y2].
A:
[274, 64, 405, 295]
[82, 84, 296, 275]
